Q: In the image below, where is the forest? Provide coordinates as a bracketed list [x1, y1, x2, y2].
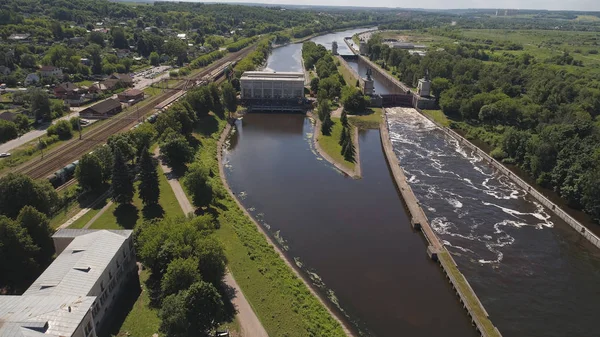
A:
[365, 25, 600, 223]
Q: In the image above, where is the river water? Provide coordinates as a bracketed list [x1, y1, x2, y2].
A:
[386, 107, 600, 337]
[223, 29, 478, 337]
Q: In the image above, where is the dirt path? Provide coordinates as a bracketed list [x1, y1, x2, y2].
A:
[217, 123, 356, 337]
[154, 146, 268, 337]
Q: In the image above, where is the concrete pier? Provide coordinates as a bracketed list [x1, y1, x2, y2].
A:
[379, 113, 502, 337]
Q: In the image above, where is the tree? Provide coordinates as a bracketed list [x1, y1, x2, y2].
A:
[321, 112, 333, 136]
[88, 45, 103, 75]
[112, 27, 128, 49]
[341, 86, 367, 114]
[150, 51, 160, 66]
[0, 120, 18, 143]
[339, 124, 349, 147]
[111, 148, 134, 205]
[159, 281, 226, 337]
[221, 82, 237, 112]
[183, 164, 213, 208]
[29, 88, 51, 121]
[340, 110, 349, 128]
[317, 99, 330, 122]
[94, 145, 114, 182]
[196, 236, 227, 285]
[160, 135, 194, 170]
[0, 173, 58, 218]
[342, 135, 356, 163]
[13, 114, 30, 134]
[20, 53, 36, 69]
[310, 77, 320, 93]
[76, 153, 104, 191]
[431, 77, 451, 101]
[88, 31, 106, 47]
[138, 149, 160, 206]
[47, 120, 73, 140]
[16, 206, 54, 265]
[0, 216, 39, 293]
[161, 257, 201, 298]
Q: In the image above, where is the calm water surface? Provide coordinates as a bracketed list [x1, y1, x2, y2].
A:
[223, 113, 477, 337]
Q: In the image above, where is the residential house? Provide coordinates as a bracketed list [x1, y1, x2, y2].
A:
[108, 73, 133, 87]
[177, 33, 187, 40]
[117, 88, 144, 105]
[24, 73, 40, 86]
[79, 98, 122, 119]
[69, 36, 86, 45]
[80, 58, 91, 66]
[40, 66, 63, 78]
[0, 229, 137, 337]
[0, 112, 17, 122]
[54, 82, 79, 99]
[115, 49, 130, 59]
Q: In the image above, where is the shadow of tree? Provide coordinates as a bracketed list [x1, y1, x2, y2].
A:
[218, 281, 238, 323]
[100, 273, 142, 337]
[195, 115, 219, 137]
[114, 203, 139, 229]
[143, 204, 165, 221]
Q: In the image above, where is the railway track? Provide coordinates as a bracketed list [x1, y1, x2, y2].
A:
[13, 46, 255, 180]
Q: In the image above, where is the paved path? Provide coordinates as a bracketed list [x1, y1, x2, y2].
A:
[154, 147, 268, 337]
[82, 200, 113, 229]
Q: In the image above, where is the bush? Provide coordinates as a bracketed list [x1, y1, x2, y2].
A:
[47, 120, 73, 140]
[0, 120, 18, 143]
[490, 147, 507, 160]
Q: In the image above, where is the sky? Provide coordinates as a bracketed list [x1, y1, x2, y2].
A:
[198, 0, 600, 12]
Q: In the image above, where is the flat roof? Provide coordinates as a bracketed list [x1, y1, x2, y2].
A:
[241, 71, 305, 82]
[24, 230, 131, 297]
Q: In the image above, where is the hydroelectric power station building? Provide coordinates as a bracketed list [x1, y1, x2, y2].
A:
[240, 71, 305, 99]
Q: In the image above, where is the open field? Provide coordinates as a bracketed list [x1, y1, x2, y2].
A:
[348, 107, 382, 129]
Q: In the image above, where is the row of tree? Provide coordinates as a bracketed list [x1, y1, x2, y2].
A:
[303, 41, 344, 101]
[339, 110, 356, 163]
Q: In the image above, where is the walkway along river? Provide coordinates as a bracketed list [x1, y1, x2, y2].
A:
[222, 27, 479, 337]
[386, 107, 600, 337]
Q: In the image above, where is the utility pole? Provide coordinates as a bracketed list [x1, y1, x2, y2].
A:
[78, 118, 82, 140]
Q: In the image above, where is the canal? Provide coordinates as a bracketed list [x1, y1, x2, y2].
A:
[387, 107, 600, 337]
[223, 29, 477, 337]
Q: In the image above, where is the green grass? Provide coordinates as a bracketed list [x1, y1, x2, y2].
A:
[317, 117, 356, 172]
[0, 93, 12, 103]
[190, 115, 346, 337]
[422, 109, 450, 127]
[337, 61, 359, 87]
[76, 80, 94, 87]
[576, 15, 600, 22]
[83, 165, 183, 230]
[438, 252, 501, 337]
[348, 107, 382, 129]
[113, 269, 161, 337]
[143, 86, 161, 96]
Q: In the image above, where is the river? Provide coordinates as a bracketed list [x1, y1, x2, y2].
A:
[223, 29, 477, 337]
[386, 107, 600, 337]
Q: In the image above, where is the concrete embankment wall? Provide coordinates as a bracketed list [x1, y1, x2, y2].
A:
[380, 113, 502, 337]
[414, 107, 600, 250]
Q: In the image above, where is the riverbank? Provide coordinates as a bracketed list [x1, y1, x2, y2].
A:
[216, 121, 356, 337]
[379, 111, 502, 337]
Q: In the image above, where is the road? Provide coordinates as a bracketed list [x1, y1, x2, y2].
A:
[154, 147, 269, 337]
[0, 66, 171, 154]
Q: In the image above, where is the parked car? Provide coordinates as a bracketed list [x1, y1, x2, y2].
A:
[0, 153, 11, 158]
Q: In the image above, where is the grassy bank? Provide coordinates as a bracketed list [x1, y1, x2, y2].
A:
[348, 108, 382, 129]
[316, 117, 356, 173]
[192, 116, 346, 337]
[422, 109, 450, 127]
[337, 61, 359, 87]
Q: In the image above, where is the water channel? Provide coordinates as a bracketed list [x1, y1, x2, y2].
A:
[387, 107, 600, 337]
[224, 29, 478, 337]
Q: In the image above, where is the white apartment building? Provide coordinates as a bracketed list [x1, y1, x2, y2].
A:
[0, 229, 137, 337]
